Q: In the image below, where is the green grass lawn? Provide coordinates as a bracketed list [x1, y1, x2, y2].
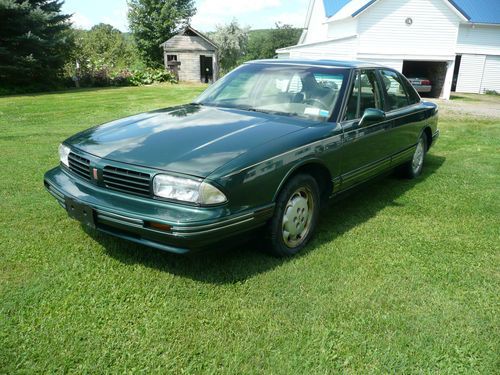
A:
[1, 84, 499, 373]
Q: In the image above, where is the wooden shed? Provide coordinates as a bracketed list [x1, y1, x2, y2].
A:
[160, 26, 219, 83]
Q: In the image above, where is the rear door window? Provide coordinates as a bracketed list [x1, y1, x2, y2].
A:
[400, 74, 421, 105]
[379, 70, 411, 111]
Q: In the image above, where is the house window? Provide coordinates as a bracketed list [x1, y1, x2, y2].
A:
[167, 55, 177, 62]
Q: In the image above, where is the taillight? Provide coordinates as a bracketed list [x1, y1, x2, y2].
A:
[421, 80, 431, 85]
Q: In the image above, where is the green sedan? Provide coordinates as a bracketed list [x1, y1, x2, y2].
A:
[44, 60, 439, 256]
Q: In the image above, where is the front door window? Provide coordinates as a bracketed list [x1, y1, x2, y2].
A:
[344, 70, 383, 121]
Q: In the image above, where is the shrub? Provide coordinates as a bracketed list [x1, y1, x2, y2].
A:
[110, 69, 134, 86]
[0, 67, 177, 96]
[74, 68, 176, 88]
[128, 68, 176, 86]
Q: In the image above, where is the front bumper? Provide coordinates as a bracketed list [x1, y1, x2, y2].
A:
[44, 167, 274, 254]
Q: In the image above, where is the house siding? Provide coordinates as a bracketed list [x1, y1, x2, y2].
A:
[327, 18, 358, 39]
[456, 24, 500, 56]
[358, 58, 403, 71]
[278, 36, 358, 60]
[357, 0, 460, 58]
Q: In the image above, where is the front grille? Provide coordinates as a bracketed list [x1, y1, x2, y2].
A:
[68, 152, 91, 180]
[103, 166, 151, 197]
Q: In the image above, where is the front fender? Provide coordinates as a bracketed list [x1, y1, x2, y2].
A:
[271, 158, 333, 202]
[210, 126, 343, 212]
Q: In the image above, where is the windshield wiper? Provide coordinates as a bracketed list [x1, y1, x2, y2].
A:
[235, 106, 297, 117]
[198, 103, 300, 118]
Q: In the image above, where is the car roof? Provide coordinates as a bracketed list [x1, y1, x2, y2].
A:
[246, 59, 383, 69]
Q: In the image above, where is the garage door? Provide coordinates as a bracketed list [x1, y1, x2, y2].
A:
[480, 56, 500, 93]
[456, 54, 486, 93]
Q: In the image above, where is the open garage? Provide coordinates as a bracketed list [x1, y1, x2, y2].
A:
[402, 61, 449, 98]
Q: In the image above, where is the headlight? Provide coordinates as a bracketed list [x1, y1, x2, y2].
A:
[59, 144, 70, 167]
[153, 174, 227, 205]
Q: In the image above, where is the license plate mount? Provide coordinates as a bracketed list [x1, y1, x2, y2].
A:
[65, 197, 95, 229]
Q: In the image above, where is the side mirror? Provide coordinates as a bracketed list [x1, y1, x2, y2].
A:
[360, 108, 386, 126]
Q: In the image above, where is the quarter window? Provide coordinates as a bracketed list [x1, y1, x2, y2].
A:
[401, 76, 421, 105]
[344, 70, 382, 121]
[379, 70, 410, 111]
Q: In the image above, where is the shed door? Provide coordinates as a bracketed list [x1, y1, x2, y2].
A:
[200, 55, 213, 83]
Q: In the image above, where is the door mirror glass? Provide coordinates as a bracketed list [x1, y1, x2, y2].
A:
[360, 108, 386, 126]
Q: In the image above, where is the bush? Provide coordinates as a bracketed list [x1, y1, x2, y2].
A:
[75, 68, 176, 88]
[110, 69, 134, 86]
[0, 67, 177, 96]
[79, 68, 111, 87]
[127, 68, 177, 86]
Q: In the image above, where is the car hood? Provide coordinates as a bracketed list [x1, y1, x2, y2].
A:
[66, 104, 308, 177]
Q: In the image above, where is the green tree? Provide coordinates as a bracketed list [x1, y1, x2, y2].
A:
[211, 20, 249, 73]
[128, 0, 196, 68]
[0, 0, 73, 85]
[246, 23, 302, 61]
[84, 24, 129, 68]
[68, 24, 139, 73]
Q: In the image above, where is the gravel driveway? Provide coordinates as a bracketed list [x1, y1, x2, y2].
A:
[428, 93, 500, 119]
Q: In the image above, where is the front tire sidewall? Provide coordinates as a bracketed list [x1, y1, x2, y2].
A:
[267, 174, 320, 257]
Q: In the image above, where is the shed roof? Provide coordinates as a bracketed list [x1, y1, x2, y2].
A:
[322, 0, 500, 24]
[160, 26, 218, 51]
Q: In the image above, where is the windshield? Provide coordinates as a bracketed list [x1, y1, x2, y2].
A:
[195, 63, 348, 121]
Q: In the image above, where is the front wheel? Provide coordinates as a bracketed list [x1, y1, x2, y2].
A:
[399, 134, 427, 179]
[266, 174, 320, 257]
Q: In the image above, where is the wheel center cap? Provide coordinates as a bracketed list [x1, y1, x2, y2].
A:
[284, 196, 309, 236]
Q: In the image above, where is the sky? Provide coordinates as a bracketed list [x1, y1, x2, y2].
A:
[62, 0, 308, 32]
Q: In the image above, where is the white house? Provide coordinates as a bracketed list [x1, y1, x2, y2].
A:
[277, 0, 500, 99]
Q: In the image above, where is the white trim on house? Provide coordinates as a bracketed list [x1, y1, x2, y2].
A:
[298, 0, 317, 44]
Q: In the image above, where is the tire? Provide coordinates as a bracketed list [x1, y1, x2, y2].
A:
[399, 134, 427, 179]
[266, 174, 320, 257]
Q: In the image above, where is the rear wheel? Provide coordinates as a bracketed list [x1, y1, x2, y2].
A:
[266, 174, 320, 257]
[399, 134, 427, 179]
